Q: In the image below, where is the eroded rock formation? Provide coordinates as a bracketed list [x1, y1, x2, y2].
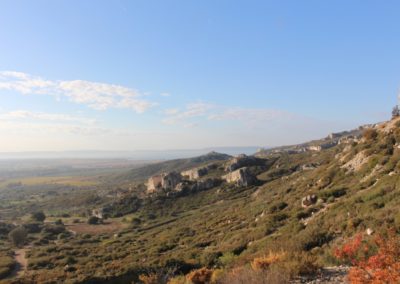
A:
[222, 167, 256, 187]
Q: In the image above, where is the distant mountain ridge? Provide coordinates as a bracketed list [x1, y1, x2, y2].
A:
[0, 147, 262, 160]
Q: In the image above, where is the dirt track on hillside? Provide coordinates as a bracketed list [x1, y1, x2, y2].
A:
[8, 247, 28, 279]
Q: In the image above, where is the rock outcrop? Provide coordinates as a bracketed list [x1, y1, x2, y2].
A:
[175, 178, 220, 193]
[181, 167, 208, 180]
[307, 142, 337, 152]
[301, 195, 318, 208]
[222, 167, 256, 187]
[92, 208, 104, 219]
[301, 163, 319, 171]
[147, 172, 182, 193]
[225, 154, 263, 172]
[147, 175, 163, 193]
[341, 150, 369, 172]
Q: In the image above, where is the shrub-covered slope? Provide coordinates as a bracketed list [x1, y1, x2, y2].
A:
[6, 118, 400, 283]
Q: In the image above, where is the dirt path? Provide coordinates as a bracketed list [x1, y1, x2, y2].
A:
[292, 266, 349, 283]
[8, 247, 29, 278]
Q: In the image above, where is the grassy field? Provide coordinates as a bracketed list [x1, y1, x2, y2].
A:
[0, 176, 100, 190]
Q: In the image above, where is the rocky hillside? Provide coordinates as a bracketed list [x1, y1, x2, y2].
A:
[5, 117, 400, 283]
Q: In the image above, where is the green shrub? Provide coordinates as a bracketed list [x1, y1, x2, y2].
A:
[269, 202, 288, 213]
[0, 255, 15, 279]
[219, 252, 236, 267]
[320, 188, 347, 200]
[87, 216, 100, 225]
[8, 227, 27, 247]
[31, 211, 46, 222]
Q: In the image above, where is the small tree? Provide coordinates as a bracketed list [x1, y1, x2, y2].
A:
[31, 211, 46, 222]
[363, 128, 378, 141]
[393, 105, 400, 119]
[8, 227, 27, 247]
[87, 216, 100, 225]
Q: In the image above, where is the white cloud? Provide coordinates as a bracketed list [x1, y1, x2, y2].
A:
[0, 71, 155, 113]
[160, 92, 171, 97]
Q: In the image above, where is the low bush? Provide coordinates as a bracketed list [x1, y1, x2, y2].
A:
[186, 267, 213, 284]
[363, 129, 378, 141]
[251, 251, 286, 271]
[87, 216, 100, 225]
[0, 255, 15, 279]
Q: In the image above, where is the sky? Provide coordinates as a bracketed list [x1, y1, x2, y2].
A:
[0, 0, 400, 152]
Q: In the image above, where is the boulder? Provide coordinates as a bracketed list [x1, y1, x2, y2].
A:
[301, 195, 318, 208]
[92, 208, 104, 219]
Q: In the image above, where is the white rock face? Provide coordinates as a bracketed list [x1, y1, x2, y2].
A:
[181, 167, 208, 180]
[92, 208, 104, 219]
[147, 175, 163, 193]
[308, 145, 322, 152]
[222, 167, 256, 187]
[147, 172, 182, 193]
[341, 150, 369, 172]
[161, 172, 182, 191]
[224, 154, 261, 172]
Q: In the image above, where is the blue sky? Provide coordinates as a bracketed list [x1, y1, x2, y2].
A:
[0, 0, 399, 152]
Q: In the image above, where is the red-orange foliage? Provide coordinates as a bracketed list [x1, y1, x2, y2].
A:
[334, 231, 400, 283]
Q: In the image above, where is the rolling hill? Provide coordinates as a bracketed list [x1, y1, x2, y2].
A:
[3, 118, 400, 283]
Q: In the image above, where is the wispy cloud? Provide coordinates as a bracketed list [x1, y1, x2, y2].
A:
[208, 108, 294, 126]
[0, 109, 124, 137]
[0, 120, 127, 137]
[162, 102, 294, 127]
[0, 110, 96, 125]
[0, 71, 155, 113]
[162, 102, 215, 125]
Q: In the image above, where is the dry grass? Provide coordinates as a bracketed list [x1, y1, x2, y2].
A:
[251, 251, 286, 271]
[186, 268, 213, 284]
[0, 176, 99, 189]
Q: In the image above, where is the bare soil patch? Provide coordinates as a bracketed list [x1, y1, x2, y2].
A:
[66, 220, 123, 235]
